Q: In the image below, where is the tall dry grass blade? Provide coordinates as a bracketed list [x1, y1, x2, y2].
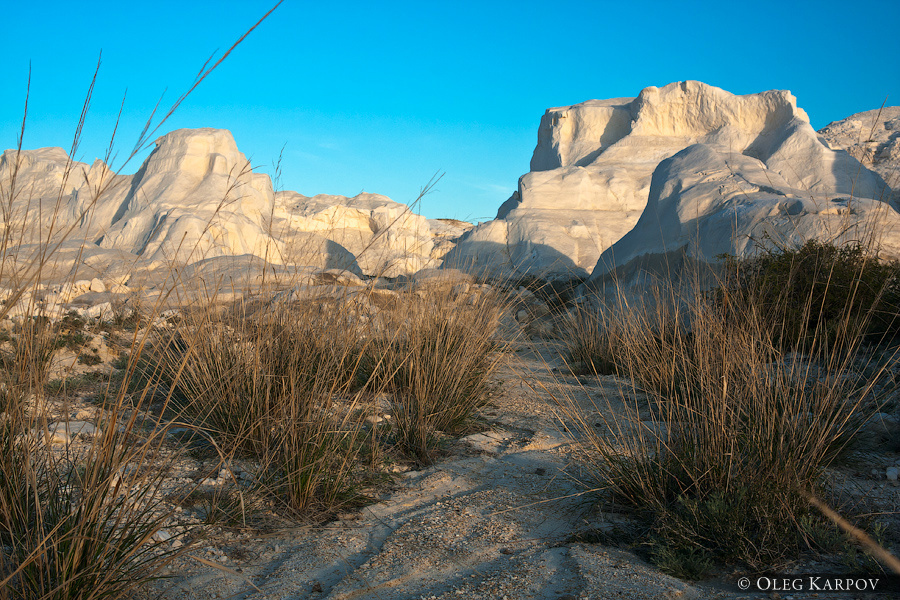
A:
[807, 494, 900, 574]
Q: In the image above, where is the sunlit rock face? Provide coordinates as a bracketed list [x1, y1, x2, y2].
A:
[95, 128, 279, 266]
[0, 146, 129, 243]
[446, 81, 893, 281]
[0, 129, 278, 267]
[1, 128, 438, 280]
[271, 191, 435, 278]
[583, 142, 900, 294]
[818, 106, 900, 204]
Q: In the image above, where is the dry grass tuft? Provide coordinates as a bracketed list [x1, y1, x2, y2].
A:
[369, 286, 507, 463]
[157, 294, 371, 515]
[556, 241, 900, 575]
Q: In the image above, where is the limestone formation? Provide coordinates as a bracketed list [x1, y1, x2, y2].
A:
[1, 128, 438, 282]
[0, 129, 279, 267]
[96, 128, 279, 266]
[272, 191, 435, 278]
[0, 147, 129, 244]
[818, 106, 900, 202]
[583, 143, 900, 292]
[428, 218, 474, 261]
[446, 81, 893, 280]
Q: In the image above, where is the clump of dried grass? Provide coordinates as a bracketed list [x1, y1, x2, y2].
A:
[556, 240, 900, 575]
[159, 295, 371, 514]
[369, 286, 507, 463]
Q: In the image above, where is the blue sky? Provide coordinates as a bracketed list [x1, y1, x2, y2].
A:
[2, 0, 898, 222]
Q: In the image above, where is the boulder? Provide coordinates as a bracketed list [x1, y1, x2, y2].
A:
[76, 301, 115, 320]
[446, 81, 893, 280]
[44, 420, 102, 445]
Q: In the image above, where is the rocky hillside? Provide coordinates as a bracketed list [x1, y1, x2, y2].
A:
[819, 106, 900, 203]
[0, 129, 448, 282]
[4, 89, 898, 290]
[445, 81, 896, 281]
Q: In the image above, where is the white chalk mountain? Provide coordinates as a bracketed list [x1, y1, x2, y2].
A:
[445, 81, 895, 281]
[5, 88, 897, 293]
[0, 128, 439, 282]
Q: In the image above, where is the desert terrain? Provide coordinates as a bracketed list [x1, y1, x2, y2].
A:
[1, 81, 899, 600]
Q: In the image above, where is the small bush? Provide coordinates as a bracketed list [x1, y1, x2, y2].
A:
[45, 372, 107, 395]
[557, 240, 899, 573]
[721, 240, 900, 350]
[369, 288, 505, 463]
[77, 351, 103, 366]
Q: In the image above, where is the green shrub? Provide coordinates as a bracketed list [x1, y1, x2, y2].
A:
[721, 239, 900, 350]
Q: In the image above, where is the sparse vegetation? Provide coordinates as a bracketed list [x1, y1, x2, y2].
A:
[369, 287, 506, 462]
[0, 6, 288, 598]
[568, 242, 897, 578]
[2, 5, 898, 596]
[157, 297, 371, 515]
[558, 239, 900, 576]
[721, 239, 900, 350]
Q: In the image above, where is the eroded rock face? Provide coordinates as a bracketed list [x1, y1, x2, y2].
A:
[446, 81, 892, 280]
[583, 142, 900, 293]
[1, 129, 439, 280]
[0, 147, 130, 243]
[96, 128, 280, 266]
[818, 107, 900, 202]
[272, 192, 435, 278]
[0, 129, 278, 267]
[428, 218, 474, 261]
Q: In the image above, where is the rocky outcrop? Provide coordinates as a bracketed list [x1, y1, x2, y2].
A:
[271, 192, 435, 278]
[428, 218, 474, 261]
[446, 81, 893, 280]
[818, 107, 900, 203]
[1, 129, 439, 280]
[0, 129, 278, 266]
[0, 147, 130, 244]
[583, 142, 900, 293]
[95, 128, 279, 266]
